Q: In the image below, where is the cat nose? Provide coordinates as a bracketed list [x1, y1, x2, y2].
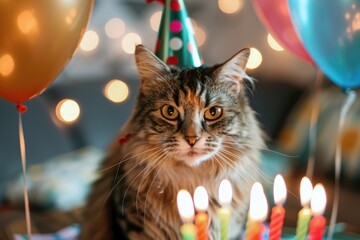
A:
[185, 136, 200, 147]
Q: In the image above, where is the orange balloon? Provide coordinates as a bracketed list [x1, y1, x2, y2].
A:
[0, 0, 94, 103]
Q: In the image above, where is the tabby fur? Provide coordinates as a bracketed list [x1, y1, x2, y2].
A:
[81, 45, 265, 240]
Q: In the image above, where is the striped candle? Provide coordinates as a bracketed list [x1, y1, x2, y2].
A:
[269, 175, 287, 240]
[295, 177, 313, 240]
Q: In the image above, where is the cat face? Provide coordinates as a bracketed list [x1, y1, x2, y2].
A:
[133, 45, 253, 167]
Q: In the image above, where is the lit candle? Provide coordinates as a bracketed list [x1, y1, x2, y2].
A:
[194, 186, 209, 240]
[246, 182, 268, 240]
[309, 184, 327, 240]
[269, 174, 287, 240]
[177, 190, 197, 240]
[218, 179, 232, 240]
[295, 177, 313, 240]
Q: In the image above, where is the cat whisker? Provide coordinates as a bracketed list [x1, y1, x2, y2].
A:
[101, 148, 163, 212]
[216, 151, 256, 186]
[135, 149, 169, 210]
[212, 154, 226, 174]
[222, 140, 298, 158]
[208, 151, 217, 175]
[99, 146, 160, 173]
[110, 146, 161, 191]
[119, 148, 165, 214]
[143, 151, 172, 226]
[220, 144, 275, 184]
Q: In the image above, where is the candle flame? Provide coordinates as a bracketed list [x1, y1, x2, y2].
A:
[194, 186, 209, 211]
[311, 184, 327, 216]
[249, 182, 268, 222]
[219, 179, 232, 205]
[300, 177, 313, 206]
[273, 174, 287, 205]
[177, 190, 195, 223]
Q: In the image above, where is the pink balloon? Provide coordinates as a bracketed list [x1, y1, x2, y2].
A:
[252, 0, 314, 64]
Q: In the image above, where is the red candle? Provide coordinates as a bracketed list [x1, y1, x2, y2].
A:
[269, 205, 285, 240]
[194, 186, 209, 240]
[309, 184, 327, 240]
[269, 175, 287, 240]
[309, 215, 326, 240]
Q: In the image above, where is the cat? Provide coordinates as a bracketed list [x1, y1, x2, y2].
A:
[81, 44, 265, 240]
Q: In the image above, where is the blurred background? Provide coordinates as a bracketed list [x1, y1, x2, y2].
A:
[1, 0, 360, 238]
[60, 0, 316, 85]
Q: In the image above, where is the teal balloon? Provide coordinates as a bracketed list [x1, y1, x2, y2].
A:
[288, 0, 360, 89]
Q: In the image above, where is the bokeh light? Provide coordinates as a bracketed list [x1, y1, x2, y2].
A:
[105, 18, 125, 39]
[80, 30, 99, 52]
[150, 11, 162, 32]
[65, 8, 77, 25]
[267, 33, 284, 52]
[55, 99, 80, 124]
[246, 47, 262, 70]
[122, 32, 142, 54]
[194, 25, 207, 47]
[104, 79, 129, 103]
[218, 0, 244, 14]
[0, 54, 14, 77]
[17, 10, 38, 34]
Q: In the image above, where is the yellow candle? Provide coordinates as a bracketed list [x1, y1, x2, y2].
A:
[180, 223, 197, 240]
[177, 190, 197, 240]
[218, 179, 232, 240]
[194, 186, 209, 240]
[245, 182, 268, 240]
[295, 177, 313, 240]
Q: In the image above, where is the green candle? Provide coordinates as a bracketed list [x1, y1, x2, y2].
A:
[295, 177, 313, 240]
[177, 190, 197, 240]
[218, 206, 231, 240]
[295, 207, 312, 240]
[180, 223, 197, 240]
[218, 179, 233, 240]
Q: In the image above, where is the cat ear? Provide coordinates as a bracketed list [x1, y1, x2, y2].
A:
[213, 48, 251, 93]
[135, 44, 171, 91]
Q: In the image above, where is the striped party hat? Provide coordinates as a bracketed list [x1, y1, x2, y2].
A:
[147, 0, 202, 67]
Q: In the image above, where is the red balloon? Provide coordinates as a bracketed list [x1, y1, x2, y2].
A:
[252, 0, 314, 64]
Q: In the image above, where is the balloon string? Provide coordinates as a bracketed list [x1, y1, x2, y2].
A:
[327, 90, 356, 240]
[18, 113, 32, 240]
[306, 69, 323, 180]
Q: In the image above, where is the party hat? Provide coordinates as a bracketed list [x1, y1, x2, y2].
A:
[147, 0, 202, 67]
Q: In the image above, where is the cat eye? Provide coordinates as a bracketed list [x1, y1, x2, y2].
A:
[204, 106, 223, 121]
[161, 105, 179, 120]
